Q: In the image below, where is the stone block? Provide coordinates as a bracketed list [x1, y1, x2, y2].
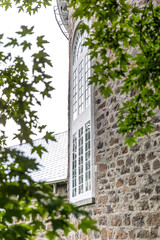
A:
[143, 162, 150, 171]
[97, 114, 104, 122]
[147, 152, 156, 161]
[155, 186, 160, 193]
[113, 103, 120, 111]
[102, 228, 107, 240]
[137, 230, 149, 238]
[121, 146, 128, 154]
[126, 157, 133, 166]
[137, 153, 145, 163]
[96, 155, 101, 162]
[93, 208, 101, 215]
[124, 214, 130, 226]
[111, 215, 122, 226]
[134, 165, 140, 172]
[110, 137, 119, 146]
[97, 172, 106, 179]
[96, 99, 101, 104]
[106, 205, 113, 214]
[114, 152, 118, 157]
[150, 227, 158, 238]
[98, 101, 106, 110]
[146, 213, 160, 226]
[129, 175, 136, 185]
[111, 96, 116, 103]
[131, 144, 140, 152]
[97, 141, 103, 149]
[132, 213, 144, 227]
[153, 159, 160, 170]
[108, 228, 113, 239]
[98, 195, 107, 204]
[150, 195, 160, 201]
[144, 141, 151, 149]
[139, 201, 149, 211]
[99, 216, 107, 225]
[129, 230, 136, 239]
[97, 122, 101, 129]
[99, 164, 107, 171]
[121, 167, 130, 175]
[116, 179, 123, 188]
[134, 192, 139, 200]
[117, 159, 124, 166]
[115, 229, 127, 239]
[97, 129, 105, 135]
[109, 195, 119, 203]
[152, 115, 160, 123]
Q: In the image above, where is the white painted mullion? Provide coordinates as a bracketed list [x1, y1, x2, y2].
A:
[77, 59, 80, 117]
[76, 129, 79, 197]
[83, 123, 86, 194]
[83, 54, 86, 113]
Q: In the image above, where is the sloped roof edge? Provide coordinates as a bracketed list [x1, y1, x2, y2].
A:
[10, 131, 68, 183]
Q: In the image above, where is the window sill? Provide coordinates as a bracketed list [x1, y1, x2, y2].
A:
[72, 197, 95, 207]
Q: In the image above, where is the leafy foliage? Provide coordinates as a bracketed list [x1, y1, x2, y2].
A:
[69, 0, 160, 147]
[0, 1, 98, 239]
[0, 147, 98, 239]
[0, 0, 52, 14]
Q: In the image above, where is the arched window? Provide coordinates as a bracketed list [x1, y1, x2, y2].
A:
[72, 31, 91, 120]
[70, 30, 93, 204]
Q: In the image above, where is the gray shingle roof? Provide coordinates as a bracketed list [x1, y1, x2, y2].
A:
[11, 131, 68, 184]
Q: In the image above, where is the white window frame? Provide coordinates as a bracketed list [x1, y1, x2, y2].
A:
[70, 29, 94, 205]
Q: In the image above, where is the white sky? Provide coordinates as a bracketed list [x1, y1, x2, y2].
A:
[0, 2, 68, 146]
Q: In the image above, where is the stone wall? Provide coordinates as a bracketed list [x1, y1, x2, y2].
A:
[67, 1, 160, 239]
[67, 81, 160, 240]
[36, 182, 68, 240]
[90, 85, 160, 239]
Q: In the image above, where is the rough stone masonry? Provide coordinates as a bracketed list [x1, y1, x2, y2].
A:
[67, 0, 160, 239]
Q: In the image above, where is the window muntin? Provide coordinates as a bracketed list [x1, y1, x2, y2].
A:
[73, 69, 78, 120]
[85, 53, 91, 108]
[85, 121, 91, 191]
[72, 133, 77, 197]
[78, 127, 83, 194]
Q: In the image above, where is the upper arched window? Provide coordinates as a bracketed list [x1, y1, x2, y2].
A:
[73, 31, 86, 65]
[72, 31, 91, 121]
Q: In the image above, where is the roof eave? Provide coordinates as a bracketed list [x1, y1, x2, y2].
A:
[45, 178, 68, 185]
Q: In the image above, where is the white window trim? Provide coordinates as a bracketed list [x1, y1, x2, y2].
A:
[70, 29, 95, 205]
[70, 114, 95, 205]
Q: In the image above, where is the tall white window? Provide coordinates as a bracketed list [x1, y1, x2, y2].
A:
[70, 30, 92, 204]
